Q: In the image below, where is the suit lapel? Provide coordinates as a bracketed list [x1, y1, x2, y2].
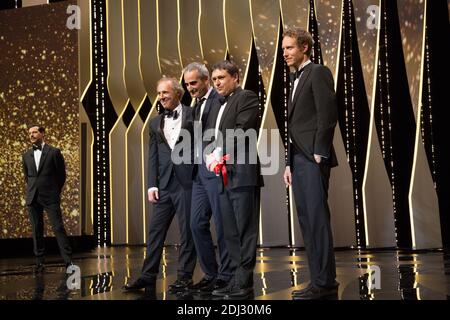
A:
[219, 87, 241, 131]
[37, 144, 49, 174]
[175, 105, 188, 145]
[157, 115, 169, 146]
[202, 93, 214, 124]
[28, 150, 38, 175]
[180, 105, 188, 130]
[288, 63, 313, 118]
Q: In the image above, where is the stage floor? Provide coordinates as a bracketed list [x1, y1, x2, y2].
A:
[0, 247, 449, 300]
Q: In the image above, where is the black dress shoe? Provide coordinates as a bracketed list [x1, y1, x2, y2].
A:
[292, 285, 338, 300]
[189, 277, 216, 292]
[122, 278, 155, 292]
[212, 280, 235, 296]
[291, 283, 314, 297]
[224, 287, 254, 299]
[211, 279, 229, 291]
[196, 278, 229, 294]
[168, 278, 193, 292]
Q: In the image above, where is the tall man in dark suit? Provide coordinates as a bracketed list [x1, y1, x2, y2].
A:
[183, 62, 232, 293]
[123, 77, 196, 293]
[282, 27, 339, 300]
[22, 125, 72, 273]
[208, 60, 263, 299]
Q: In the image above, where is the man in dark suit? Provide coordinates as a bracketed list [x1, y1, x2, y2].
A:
[22, 125, 72, 273]
[208, 60, 263, 299]
[282, 27, 339, 300]
[183, 62, 232, 293]
[123, 77, 196, 293]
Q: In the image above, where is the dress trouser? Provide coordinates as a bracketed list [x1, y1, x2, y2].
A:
[190, 170, 233, 281]
[141, 177, 196, 281]
[291, 150, 337, 288]
[28, 197, 72, 264]
[219, 186, 260, 288]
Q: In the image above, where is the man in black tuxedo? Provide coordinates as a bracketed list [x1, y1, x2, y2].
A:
[22, 125, 72, 273]
[123, 77, 196, 293]
[208, 60, 263, 299]
[183, 62, 232, 293]
[282, 27, 339, 300]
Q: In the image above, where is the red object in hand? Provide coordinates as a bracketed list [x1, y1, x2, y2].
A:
[214, 154, 230, 186]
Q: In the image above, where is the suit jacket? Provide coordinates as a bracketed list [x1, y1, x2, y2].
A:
[214, 87, 264, 189]
[287, 62, 338, 167]
[148, 105, 194, 190]
[22, 144, 66, 205]
[193, 88, 222, 179]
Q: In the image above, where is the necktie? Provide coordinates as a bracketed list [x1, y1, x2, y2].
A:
[32, 144, 42, 151]
[194, 97, 206, 121]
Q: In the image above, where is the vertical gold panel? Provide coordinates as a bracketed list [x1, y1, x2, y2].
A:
[107, 0, 129, 244]
[123, 0, 148, 245]
[355, 0, 396, 247]
[353, 0, 378, 107]
[250, 0, 278, 86]
[22, 0, 47, 7]
[140, 0, 162, 244]
[315, 0, 341, 72]
[140, 0, 162, 101]
[178, 0, 203, 67]
[78, 0, 93, 234]
[79, 0, 92, 100]
[362, 0, 396, 247]
[199, 0, 227, 65]
[402, 0, 441, 249]
[158, 0, 183, 77]
[280, 0, 309, 29]
[157, 0, 183, 244]
[316, 0, 355, 247]
[250, 1, 288, 246]
[280, 0, 309, 247]
[123, 1, 147, 109]
[224, 0, 252, 75]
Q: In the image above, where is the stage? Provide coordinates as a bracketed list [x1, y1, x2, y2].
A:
[1, 247, 448, 300]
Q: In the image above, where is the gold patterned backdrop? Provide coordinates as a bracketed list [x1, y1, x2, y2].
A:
[0, 2, 80, 238]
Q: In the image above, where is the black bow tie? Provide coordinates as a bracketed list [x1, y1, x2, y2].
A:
[32, 144, 42, 151]
[219, 95, 229, 105]
[163, 109, 179, 120]
[290, 67, 305, 81]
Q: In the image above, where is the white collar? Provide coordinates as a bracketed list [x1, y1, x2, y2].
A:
[298, 59, 312, 71]
[201, 87, 213, 101]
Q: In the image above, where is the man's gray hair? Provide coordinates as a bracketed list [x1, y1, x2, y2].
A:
[157, 77, 185, 97]
[183, 62, 210, 80]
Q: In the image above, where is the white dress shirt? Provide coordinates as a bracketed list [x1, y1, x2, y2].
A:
[163, 104, 183, 150]
[34, 142, 45, 170]
[291, 59, 312, 101]
[148, 104, 182, 193]
[215, 101, 227, 140]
